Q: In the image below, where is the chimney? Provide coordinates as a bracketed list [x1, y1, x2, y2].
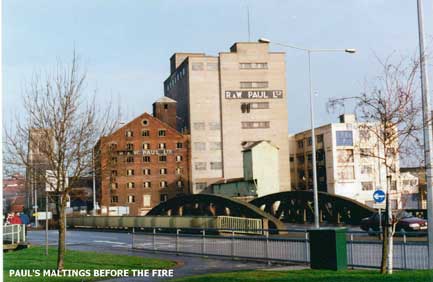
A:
[153, 97, 177, 129]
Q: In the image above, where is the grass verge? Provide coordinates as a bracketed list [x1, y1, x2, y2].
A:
[172, 269, 433, 282]
[4, 246, 176, 282]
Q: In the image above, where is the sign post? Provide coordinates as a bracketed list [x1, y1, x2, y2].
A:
[373, 189, 386, 238]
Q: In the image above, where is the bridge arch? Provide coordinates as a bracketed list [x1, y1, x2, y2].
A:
[146, 193, 285, 230]
[249, 191, 375, 225]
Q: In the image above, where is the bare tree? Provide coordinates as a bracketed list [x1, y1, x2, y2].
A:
[4, 53, 117, 269]
[328, 55, 424, 274]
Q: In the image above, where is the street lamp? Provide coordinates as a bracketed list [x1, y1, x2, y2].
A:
[259, 37, 356, 228]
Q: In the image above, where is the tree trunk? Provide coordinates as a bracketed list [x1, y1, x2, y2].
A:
[380, 224, 388, 273]
[57, 192, 67, 270]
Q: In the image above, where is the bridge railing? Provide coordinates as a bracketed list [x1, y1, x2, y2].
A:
[216, 216, 263, 235]
[131, 227, 428, 270]
[3, 224, 26, 245]
[67, 216, 264, 234]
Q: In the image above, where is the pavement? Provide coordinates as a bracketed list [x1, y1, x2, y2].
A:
[27, 230, 308, 281]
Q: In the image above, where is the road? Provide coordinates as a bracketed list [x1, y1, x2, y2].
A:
[27, 230, 305, 281]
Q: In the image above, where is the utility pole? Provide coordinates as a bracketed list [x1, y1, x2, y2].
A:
[92, 147, 97, 216]
[416, 0, 433, 269]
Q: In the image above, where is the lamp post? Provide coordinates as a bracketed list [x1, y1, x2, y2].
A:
[416, 0, 433, 269]
[258, 38, 356, 228]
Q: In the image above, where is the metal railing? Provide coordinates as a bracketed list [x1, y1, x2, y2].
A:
[216, 216, 263, 235]
[3, 224, 26, 245]
[131, 227, 428, 269]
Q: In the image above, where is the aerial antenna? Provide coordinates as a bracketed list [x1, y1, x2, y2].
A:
[247, 5, 251, 42]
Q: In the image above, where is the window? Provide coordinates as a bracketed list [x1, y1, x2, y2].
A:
[111, 170, 117, 177]
[176, 167, 182, 174]
[176, 155, 183, 162]
[361, 165, 373, 175]
[195, 162, 207, 170]
[337, 149, 354, 163]
[362, 182, 374, 191]
[111, 157, 118, 164]
[210, 142, 221, 151]
[289, 156, 294, 162]
[250, 102, 269, 109]
[125, 130, 133, 137]
[391, 181, 397, 191]
[111, 183, 118, 189]
[193, 122, 205, 130]
[164, 103, 168, 109]
[159, 143, 166, 149]
[317, 134, 324, 143]
[241, 103, 251, 113]
[240, 81, 269, 89]
[176, 142, 183, 149]
[143, 195, 151, 207]
[142, 130, 150, 137]
[195, 182, 207, 192]
[336, 130, 353, 146]
[160, 194, 168, 202]
[126, 143, 134, 150]
[160, 181, 168, 188]
[296, 155, 305, 164]
[143, 156, 151, 163]
[208, 122, 220, 130]
[111, 196, 118, 203]
[143, 168, 151, 175]
[210, 162, 222, 170]
[297, 140, 304, 149]
[239, 62, 268, 69]
[194, 142, 206, 151]
[337, 166, 355, 180]
[128, 195, 135, 203]
[159, 155, 167, 162]
[127, 182, 135, 189]
[142, 143, 150, 150]
[143, 181, 151, 188]
[207, 63, 218, 71]
[160, 168, 167, 175]
[142, 119, 149, 126]
[177, 180, 183, 188]
[109, 143, 118, 151]
[359, 129, 371, 141]
[360, 148, 374, 160]
[158, 129, 166, 137]
[241, 121, 270, 129]
[126, 156, 134, 163]
[126, 169, 134, 176]
[192, 62, 204, 71]
[308, 137, 312, 146]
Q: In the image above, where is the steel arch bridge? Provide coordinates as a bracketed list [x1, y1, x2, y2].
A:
[146, 193, 285, 230]
[249, 191, 375, 225]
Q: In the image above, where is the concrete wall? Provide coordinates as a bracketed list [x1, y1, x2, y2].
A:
[250, 142, 280, 197]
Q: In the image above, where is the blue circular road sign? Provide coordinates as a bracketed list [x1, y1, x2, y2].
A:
[373, 190, 386, 203]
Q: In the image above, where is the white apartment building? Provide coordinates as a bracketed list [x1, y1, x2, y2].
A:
[164, 42, 290, 194]
[289, 114, 403, 208]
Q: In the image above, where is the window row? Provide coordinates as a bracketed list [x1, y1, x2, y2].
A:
[191, 62, 218, 71]
[239, 62, 268, 70]
[111, 180, 184, 189]
[125, 129, 167, 138]
[166, 68, 186, 91]
[192, 121, 221, 131]
[111, 155, 183, 164]
[193, 142, 221, 151]
[120, 142, 183, 151]
[241, 121, 270, 129]
[112, 194, 169, 205]
[112, 167, 183, 176]
[240, 102, 269, 113]
[194, 161, 222, 171]
[240, 81, 269, 89]
[296, 135, 324, 149]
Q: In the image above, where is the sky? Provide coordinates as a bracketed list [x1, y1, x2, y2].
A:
[3, 0, 433, 133]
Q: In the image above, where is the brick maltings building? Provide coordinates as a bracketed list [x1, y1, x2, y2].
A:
[96, 98, 190, 216]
